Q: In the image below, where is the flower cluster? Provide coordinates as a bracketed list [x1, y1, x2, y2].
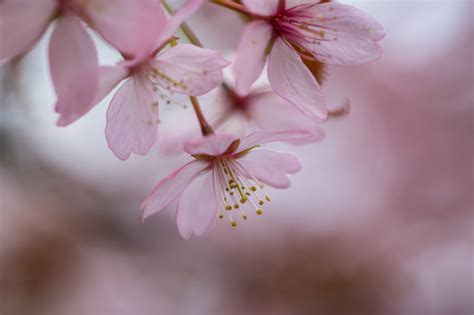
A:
[1, 0, 384, 239]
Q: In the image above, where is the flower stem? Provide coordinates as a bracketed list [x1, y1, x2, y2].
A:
[161, 0, 214, 136]
[209, 0, 253, 17]
[190, 96, 214, 136]
[161, 0, 204, 47]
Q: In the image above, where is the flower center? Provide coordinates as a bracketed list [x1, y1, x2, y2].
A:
[141, 62, 189, 109]
[273, 5, 339, 61]
[214, 157, 271, 227]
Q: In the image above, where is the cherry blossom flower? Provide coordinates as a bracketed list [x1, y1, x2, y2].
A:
[141, 130, 313, 239]
[52, 0, 229, 160]
[0, 0, 167, 128]
[103, 44, 229, 160]
[217, 84, 325, 141]
[234, 0, 384, 120]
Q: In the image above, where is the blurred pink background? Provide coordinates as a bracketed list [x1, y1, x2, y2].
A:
[1, 1, 473, 314]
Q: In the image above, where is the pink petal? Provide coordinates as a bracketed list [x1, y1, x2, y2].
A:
[93, 66, 129, 104]
[157, 108, 201, 156]
[82, 0, 167, 56]
[184, 133, 238, 156]
[242, 0, 279, 16]
[285, 0, 316, 8]
[237, 130, 314, 152]
[306, 2, 385, 41]
[298, 2, 384, 65]
[268, 37, 327, 120]
[141, 160, 209, 220]
[237, 149, 301, 189]
[57, 65, 128, 126]
[176, 169, 217, 239]
[105, 75, 159, 160]
[0, 0, 56, 59]
[49, 15, 99, 127]
[151, 44, 229, 96]
[248, 91, 325, 143]
[156, 0, 204, 47]
[234, 20, 273, 96]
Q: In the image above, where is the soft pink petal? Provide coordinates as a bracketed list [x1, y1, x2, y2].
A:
[159, 127, 197, 156]
[141, 160, 209, 220]
[268, 37, 327, 120]
[234, 20, 273, 96]
[285, 0, 316, 8]
[82, 0, 167, 56]
[151, 44, 229, 96]
[157, 107, 201, 156]
[176, 169, 216, 239]
[248, 91, 325, 143]
[297, 2, 384, 65]
[242, 0, 279, 16]
[93, 66, 129, 104]
[237, 149, 301, 189]
[105, 75, 158, 160]
[215, 112, 247, 139]
[0, 0, 56, 59]
[304, 2, 384, 41]
[57, 65, 128, 126]
[49, 15, 99, 127]
[237, 130, 314, 152]
[184, 133, 238, 156]
[156, 0, 204, 47]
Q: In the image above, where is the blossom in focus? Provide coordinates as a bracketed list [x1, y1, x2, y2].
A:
[53, 0, 229, 160]
[103, 43, 229, 160]
[141, 130, 312, 239]
[0, 0, 167, 127]
[234, 0, 384, 120]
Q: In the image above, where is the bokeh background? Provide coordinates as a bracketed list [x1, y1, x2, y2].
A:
[1, 1, 473, 314]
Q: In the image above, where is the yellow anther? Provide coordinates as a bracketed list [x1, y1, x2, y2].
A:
[225, 205, 232, 211]
[258, 200, 264, 206]
[231, 221, 237, 227]
[250, 186, 257, 192]
[240, 196, 248, 203]
[265, 196, 271, 202]
[256, 209, 263, 215]
[234, 204, 240, 209]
